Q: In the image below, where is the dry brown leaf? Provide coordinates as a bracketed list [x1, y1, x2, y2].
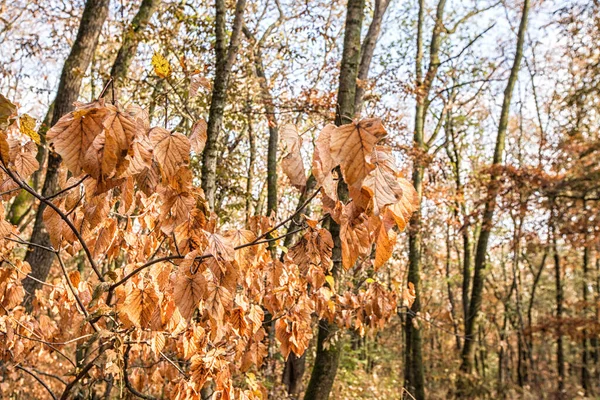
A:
[330, 118, 387, 188]
[362, 146, 403, 215]
[82, 103, 137, 180]
[340, 202, 372, 269]
[10, 140, 39, 179]
[173, 269, 206, 320]
[280, 124, 306, 189]
[149, 127, 190, 179]
[122, 280, 159, 328]
[190, 119, 207, 154]
[374, 211, 397, 269]
[312, 124, 337, 200]
[47, 100, 108, 176]
[387, 177, 419, 231]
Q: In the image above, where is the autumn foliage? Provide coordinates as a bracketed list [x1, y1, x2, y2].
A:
[0, 93, 417, 399]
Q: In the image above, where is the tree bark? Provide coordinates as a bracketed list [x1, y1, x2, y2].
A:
[551, 209, 565, 395]
[109, 0, 160, 90]
[582, 240, 592, 396]
[354, 0, 391, 113]
[201, 0, 247, 209]
[404, 1, 447, 398]
[460, 0, 530, 373]
[22, 0, 110, 304]
[304, 0, 365, 399]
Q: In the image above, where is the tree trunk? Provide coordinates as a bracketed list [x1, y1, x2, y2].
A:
[22, 0, 110, 304]
[304, 0, 365, 398]
[552, 212, 565, 395]
[460, 0, 530, 373]
[582, 244, 592, 395]
[282, 352, 306, 399]
[201, 0, 247, 209]
[245, 102, 255, 224]
[404, 1, 447, 398]
[109, 0, 160, 90]
[354, 0, 391, 113]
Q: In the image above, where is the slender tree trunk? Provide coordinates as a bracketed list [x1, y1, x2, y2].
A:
[354, 0, 390, 113]
[201, 0, 247, 209]
[22, 0, 110, 304]
[460, 0, 530, 373]
[404, 1, 447, 398]
[582, 226, 592, 396]
[445, 225, 461, 350]
[304, 0, 365, 399]
[109, 0, 160, 90]
[245, 102, 255, 224]
[552, 212, 565, 395]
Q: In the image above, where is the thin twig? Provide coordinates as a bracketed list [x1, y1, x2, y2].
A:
[123, 344, 158, 400]
[0, 163, 104, 282]
[15, 365, 58, 400]
[45, 175, 89, 201]
[55, 250, 98, 332]
[109, 186, 323, 291]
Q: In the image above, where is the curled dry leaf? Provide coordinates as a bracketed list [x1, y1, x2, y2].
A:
[387, 177, 419, 231]
[280, 124, 306, 189]
[330, 118, 387, 188]
[362, 146, 404, 216]
[312, 124, 337, 201]
[190, 119, 207, 154]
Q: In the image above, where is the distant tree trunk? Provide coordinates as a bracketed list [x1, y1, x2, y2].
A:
[242, 25, 278, 241]
[244, 102, 255, 224]
[354, 0, 391, 113]
[445, 224, 461, 351]
[460, 0, 530, 373]
[201, 0, 247, 209]
[109, 0, 160, 91]
[551, 209, 565, 395]
[582, 211, 592, 396]
[304, 0, 365, 399]
[404, 0, 447, 398]
[22, 0, 110, 304]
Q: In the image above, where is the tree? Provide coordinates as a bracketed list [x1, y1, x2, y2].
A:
[201, 0, 247, 210]
[460, 0, 531, 374]
[22, 0, 110, 302]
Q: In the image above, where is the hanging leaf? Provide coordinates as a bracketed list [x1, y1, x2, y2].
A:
[387, 177, 419, 231]
[18, 114, 40, 144]
[330, 118, 387, 188]
[362, 146, 404, 215]
[47, 100, 108, 176]
[149, 127, 190, 179]
[122, 280, 159, 328]
[190, 119, 207, 154]
[280, 124, 306, 190]
[173, 268, 206, 320]
[152, 52, 171, 78]
[0, 94, 17, 130]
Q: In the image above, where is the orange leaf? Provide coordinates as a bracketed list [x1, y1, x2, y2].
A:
[330, 118, 386, 188]
[149, 127, 190, 179]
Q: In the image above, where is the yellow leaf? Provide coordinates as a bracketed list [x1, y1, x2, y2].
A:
[152, 52, 171, 78]
[365, 277, 375, 284]
[325, 275, 335, 289]
[19, 114, 40, 144]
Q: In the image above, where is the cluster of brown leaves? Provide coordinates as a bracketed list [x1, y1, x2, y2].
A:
[0, 93, 417, 399]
